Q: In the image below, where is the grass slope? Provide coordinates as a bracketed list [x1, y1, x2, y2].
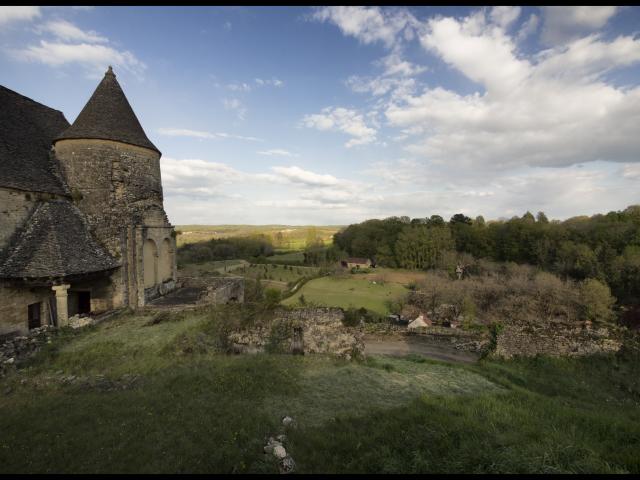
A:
[0, 307, 639, 473]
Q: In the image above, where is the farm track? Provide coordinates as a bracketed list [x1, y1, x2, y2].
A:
[364, 335, 480, 364]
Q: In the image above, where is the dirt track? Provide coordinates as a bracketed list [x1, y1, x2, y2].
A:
[364, 335, 480, 364]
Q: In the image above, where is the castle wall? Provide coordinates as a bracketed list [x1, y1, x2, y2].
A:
[54, 138, 165, 256]
[54, 138, 176, 309]
[136, 225, 177, 306]
[0, 283, 54, 337]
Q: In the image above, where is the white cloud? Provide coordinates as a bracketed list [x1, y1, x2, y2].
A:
[0, 6, 40, 25]
[15, 40, 146, 78]
[254, 77, 284, 87]
[222, 97, 247, 121]
[420, 13, 531, 95]
[158, 128, 262, 142]
[257, 149, 297, 157]
[622, 164, 640, 180]
[271, 166, 340, 187]
[382, 9, 640, 170]
[38, 19, 108, 43]
[489, 6, 521, 30]
[9, 16, 145, 79]
[541, 6, 619, 45]
[311, 6, 417, 48]
[517, 13, 539, 41]
[226, 82, 252, 92]
[301, 107, 377, 147]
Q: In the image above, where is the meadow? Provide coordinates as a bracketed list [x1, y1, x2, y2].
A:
[0, 306, 638, 473]
[281, 275, 409, 315]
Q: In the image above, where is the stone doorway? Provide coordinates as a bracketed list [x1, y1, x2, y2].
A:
[78, 291, 91, 315]
[28, 302, 41, 330]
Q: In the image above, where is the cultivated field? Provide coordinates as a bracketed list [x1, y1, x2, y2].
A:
[175, 225, 343, 248]
[1, 307, 638, 473]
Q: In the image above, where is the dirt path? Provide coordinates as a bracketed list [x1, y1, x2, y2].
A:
[364, 335, 480, 364]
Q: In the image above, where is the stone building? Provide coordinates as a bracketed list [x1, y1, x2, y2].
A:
[0, 67, 177, 336]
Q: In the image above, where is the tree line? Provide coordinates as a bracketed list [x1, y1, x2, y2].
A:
[333, 206, 640, 304]
[177, 235, 274, 265]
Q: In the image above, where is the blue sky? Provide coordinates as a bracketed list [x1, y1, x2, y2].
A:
[2, 6, 640, 225]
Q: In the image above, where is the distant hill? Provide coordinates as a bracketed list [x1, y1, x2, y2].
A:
[175, 225, 344, 249]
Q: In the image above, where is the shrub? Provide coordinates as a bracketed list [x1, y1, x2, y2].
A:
[578, 278, 615, 323]
[264, 288, 281, 308]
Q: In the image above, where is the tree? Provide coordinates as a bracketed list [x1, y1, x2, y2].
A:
[427, 215, 445, 227]
[449, 213, 472, 225]
[305, 227, 319, 248]
[395, 225, 454, 270]
[578, 278, 615, 322]
[264, 288, 281, 308]
[536, 211, 549, 224]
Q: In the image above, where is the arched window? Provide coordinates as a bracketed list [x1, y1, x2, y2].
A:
[143, 239, 158, 288]
[160, 238, 173, 281]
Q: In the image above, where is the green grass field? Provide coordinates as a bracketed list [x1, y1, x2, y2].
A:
[175, 225, 343, 248]
[281, 276, 408, 315]
[0, 307, 639, 473]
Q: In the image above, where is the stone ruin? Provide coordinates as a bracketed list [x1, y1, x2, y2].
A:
[1, 325, 56, 377]
[401, 292, 623, 358]
[228, 307, 364, 360]
[147, 276, 244, 309]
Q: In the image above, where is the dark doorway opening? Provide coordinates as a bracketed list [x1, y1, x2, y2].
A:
[78, 291, 91, 315]
[28, 302, 41, 330]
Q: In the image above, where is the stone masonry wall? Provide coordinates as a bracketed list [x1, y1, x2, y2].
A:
[493, 322, 622, 359]
[228, 307, 364, 359]
[0, 283, 54, 336]
[54, 138, 176, 309]
[54, 138, 166, 258]
[0, 187, 65, 249]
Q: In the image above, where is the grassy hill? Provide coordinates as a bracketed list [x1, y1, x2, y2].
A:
[1, 306, 639, 473]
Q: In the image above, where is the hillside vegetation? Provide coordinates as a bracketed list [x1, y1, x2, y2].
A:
[0, 306, 639, 473]
[333, 205, 640, 305]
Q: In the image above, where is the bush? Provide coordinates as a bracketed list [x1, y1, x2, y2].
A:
[264, 288, 281, 308]
[578, 278, 615, 323]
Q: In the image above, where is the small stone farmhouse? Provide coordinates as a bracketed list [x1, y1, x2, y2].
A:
[0, 67, 176, 336]
[341, 257, 373, 269]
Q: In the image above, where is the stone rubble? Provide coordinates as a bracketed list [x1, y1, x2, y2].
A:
[68, 314, 95, 329]
[0, 325, 56, 376]
[263, 416, 297, 474]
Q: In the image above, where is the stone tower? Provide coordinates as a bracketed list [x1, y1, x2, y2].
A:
[53, 66, 176, 309]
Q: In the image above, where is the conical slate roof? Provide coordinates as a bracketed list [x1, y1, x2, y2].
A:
[0, 200, 119, 279]
[56, 66, 160, 154]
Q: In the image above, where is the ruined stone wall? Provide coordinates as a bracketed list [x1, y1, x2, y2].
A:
[199, 277, 245, 304]
[0, 283, 54, 336]
[228, 307, 364, 359]
[493, 322, 622, 359]
[0, 187, 65, 249]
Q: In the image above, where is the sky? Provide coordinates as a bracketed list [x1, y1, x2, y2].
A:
[1, 6, 640, 226]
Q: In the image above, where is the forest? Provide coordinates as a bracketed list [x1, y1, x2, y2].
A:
[333, 206, 640, 304]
